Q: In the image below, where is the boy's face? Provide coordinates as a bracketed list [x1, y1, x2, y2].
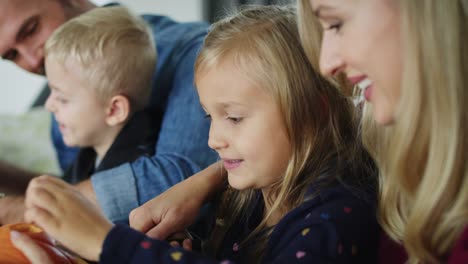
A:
[196, 60, 292, 194]
[44, 57, 110, 149]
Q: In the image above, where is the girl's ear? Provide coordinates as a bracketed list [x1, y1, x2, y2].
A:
[105, 95, 130, 126]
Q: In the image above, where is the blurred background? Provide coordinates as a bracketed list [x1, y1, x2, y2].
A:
[0, 0, 295, 114]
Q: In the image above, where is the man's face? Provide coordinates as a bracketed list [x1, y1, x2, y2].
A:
[0, 0, 69, 75]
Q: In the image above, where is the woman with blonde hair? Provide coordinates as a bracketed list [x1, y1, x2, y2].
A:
[298, 0, 468, 263]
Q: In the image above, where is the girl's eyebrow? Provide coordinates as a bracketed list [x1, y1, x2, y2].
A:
[199, 101, 247, 112]
[216, 101, 248, 109]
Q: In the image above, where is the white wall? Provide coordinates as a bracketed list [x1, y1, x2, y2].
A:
[0, 0, 204, 114]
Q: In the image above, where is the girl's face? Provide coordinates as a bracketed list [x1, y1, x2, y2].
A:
[310, 0, 402, 125]
[197, 60, 292, 192]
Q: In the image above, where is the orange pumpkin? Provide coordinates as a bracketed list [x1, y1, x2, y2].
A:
[0, 223, 86, 264]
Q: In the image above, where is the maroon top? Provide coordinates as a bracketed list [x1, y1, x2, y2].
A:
[379, 227, 468, 264]
[447, 227, 468, 264]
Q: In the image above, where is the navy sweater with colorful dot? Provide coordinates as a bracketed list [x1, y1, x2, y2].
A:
[99, 181, 379, 263]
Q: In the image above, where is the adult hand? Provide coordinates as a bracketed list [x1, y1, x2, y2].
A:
[24, 175, 113, 261]
[10, 231, 53, 264]
[0, 196, 26, 225]
[130, 161, 226, 240]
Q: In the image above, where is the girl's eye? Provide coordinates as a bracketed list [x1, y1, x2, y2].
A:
[327, 22, 342, 32]
[204, 114, 211, 120]
[227, 117, 243, 124]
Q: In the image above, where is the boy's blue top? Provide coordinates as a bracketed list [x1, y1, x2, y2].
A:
[50, 14, 218, 222]
[99, 181, 379, 263]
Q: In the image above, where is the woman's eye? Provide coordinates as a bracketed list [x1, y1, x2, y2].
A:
[204, 114, 212, 120]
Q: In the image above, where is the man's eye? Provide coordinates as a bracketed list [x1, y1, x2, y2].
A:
[20, 19, 39, 40]
[25, 21, 38, 36]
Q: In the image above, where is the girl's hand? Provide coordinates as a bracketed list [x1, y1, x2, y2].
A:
[10, 231, 53, 264]
[167, 231, 193, 251]
[24, 175, 113, 261]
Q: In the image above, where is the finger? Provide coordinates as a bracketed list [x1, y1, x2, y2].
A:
[169, 241, 180, 247]
[182, 239, 192, 251]
[10, 231, 53, 264]
[145, 218, 176, 240]
[35, 176, 74, 198]
[35, 175, 69, 188]
[129, 206, 160, 233]
[25, 185, 58, 210]
[24, 207, 59, 233]
[167, 231, 189, 241]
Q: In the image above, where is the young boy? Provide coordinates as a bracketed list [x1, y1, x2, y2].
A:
[44, 6, 157, 183]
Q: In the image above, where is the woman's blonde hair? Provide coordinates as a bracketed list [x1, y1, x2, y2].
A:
[299, 0, 468, 262]
[196, 5, 373, 263]
[45, 6, 156, 111]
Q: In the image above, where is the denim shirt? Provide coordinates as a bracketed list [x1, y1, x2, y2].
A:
[50, 14, 218, 222]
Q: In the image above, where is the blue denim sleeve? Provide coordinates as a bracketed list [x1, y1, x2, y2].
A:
[91, 38, 218, 222]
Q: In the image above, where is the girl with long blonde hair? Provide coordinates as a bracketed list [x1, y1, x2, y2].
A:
[298, 0, 468, 263]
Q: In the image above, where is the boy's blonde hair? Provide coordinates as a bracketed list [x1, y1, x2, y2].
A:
[299, 0, 468, 263]
[196, 5, 373, 263]
[45, 6, 156, 111]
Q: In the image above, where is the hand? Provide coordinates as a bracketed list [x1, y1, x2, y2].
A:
[74, 179, 99, 209]
[130, 161, 226, 240]
[10, 231, 53, 264]
[168, 231, 193, 251]
[24, 175, 113, 261]
[0, 196, 26, 225]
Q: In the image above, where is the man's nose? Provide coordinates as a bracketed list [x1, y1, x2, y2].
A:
[16, 44, 44, 74]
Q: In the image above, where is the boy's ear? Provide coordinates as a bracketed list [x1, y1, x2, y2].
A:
[105, 95, 130, 126]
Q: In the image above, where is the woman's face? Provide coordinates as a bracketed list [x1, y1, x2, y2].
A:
[310, 0, 402, 125]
